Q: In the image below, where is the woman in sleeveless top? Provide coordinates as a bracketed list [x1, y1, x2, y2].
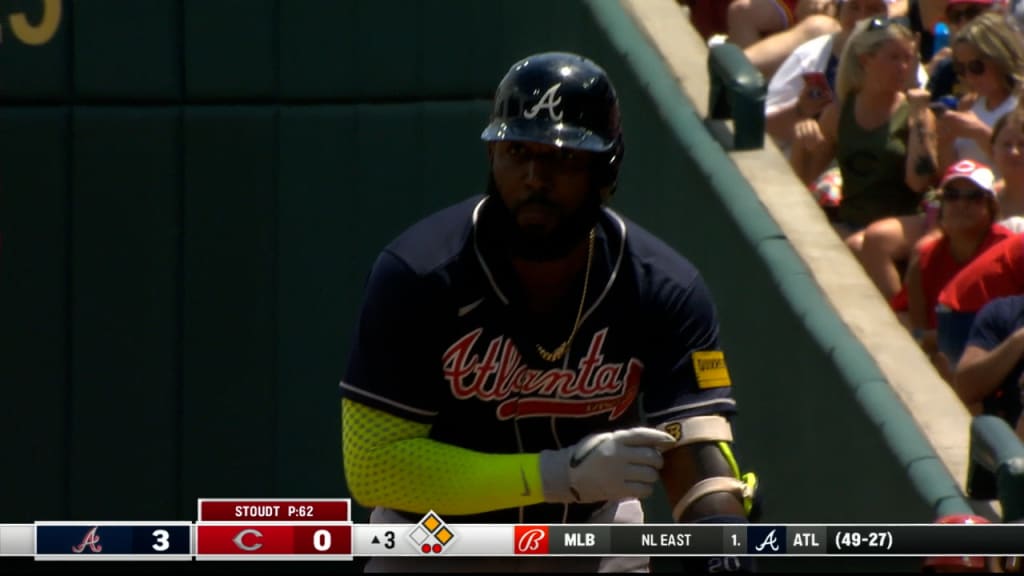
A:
[937, 12, 1024, 174]
[846, 12, 1024, 302]
[790, 17, 937, 234]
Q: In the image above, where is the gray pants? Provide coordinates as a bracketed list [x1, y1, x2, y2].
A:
[364, 500, 649, 573]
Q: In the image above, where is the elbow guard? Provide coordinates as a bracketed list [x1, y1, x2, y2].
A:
[655, 415, 760, 521]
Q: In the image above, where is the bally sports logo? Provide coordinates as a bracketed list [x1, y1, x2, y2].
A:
[514, 526, 549, 555]
[442, 328, 642, 420]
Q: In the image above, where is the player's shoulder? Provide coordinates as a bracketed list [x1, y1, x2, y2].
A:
[380, 195, 480, 276]
[612, 208, 704, 294]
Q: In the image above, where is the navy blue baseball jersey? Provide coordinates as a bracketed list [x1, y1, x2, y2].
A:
[341, 195, 738, 523]
[965, 295, 1024, 424]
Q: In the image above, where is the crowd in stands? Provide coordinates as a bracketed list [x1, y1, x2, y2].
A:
[682, 0, 1024, 443]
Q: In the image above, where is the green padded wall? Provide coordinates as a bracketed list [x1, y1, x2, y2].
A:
[73, 0, 181, 100]
[184, 1, 277, 99]
[68, 108, 182, 519]
[181, 108, 279, 513]
[0, 108, 70, 519]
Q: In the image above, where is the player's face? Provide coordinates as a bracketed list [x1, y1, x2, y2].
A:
[490, 140, 595, 239]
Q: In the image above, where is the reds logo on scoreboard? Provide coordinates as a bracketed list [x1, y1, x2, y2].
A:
[514, 526, 549, 555]
[442, 328, 642, 421]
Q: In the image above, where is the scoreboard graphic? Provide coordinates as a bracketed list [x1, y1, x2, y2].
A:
[2, 499, 1023, 560]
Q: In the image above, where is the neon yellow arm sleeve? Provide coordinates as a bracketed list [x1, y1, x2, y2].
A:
[342, 398, 547, 515]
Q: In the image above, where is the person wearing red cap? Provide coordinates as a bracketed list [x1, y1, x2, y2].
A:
[852, 9, 1021, 305]
[922, 514, 991, 573]
[901, 160, 1012, 376]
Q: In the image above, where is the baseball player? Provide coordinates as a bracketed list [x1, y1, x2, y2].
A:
[340, 51, 758, 572]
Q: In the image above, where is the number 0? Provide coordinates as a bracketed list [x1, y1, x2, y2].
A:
[314, 529, 331, 552]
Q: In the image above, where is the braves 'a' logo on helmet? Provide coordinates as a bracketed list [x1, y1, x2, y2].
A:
[480, 52, 622, 154]
[523, 83, 564, 121]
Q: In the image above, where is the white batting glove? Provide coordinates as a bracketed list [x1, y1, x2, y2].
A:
[539, 427, 677, 504]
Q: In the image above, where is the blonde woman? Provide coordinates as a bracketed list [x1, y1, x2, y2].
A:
[937, 11, 1024, 173]
[851, 12, 1024, 303]
[790, 17, 938, 242]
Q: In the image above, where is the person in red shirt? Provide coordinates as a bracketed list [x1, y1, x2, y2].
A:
[900, 160, 1012, 377]
[936, 229, 1024, 365]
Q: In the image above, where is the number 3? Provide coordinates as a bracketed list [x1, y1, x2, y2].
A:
[152, 529, 170, 552]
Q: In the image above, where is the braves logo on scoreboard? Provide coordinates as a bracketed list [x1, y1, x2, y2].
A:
[71, 526, 103, 553]
[514, 526, 549, 555]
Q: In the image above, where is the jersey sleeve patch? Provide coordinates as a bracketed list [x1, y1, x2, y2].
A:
[692, 350, 731, 389]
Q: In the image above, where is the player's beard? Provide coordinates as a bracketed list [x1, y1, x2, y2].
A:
[483, 173, 603, 262]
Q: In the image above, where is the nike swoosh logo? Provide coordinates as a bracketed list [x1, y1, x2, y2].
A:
[519, 466, 531, 497]
[458, 298, 485, 317]
[569, 437, 607, 468]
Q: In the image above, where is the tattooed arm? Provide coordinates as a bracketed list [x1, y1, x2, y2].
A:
[905, 88, 938, 193]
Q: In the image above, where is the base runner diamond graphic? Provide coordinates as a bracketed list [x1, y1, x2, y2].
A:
[407, 510, 456, 554]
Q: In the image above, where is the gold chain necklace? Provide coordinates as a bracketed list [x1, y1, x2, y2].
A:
[536, 228, 596, 363]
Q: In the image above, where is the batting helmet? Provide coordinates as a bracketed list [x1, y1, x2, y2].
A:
[480, 52, 623, 158]
[922, 514, 990, 572]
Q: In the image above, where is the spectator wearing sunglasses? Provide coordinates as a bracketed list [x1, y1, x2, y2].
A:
[849, 10, 1021, 303]
[900, 160, 1012, 378]
[790, 18, 937, 235]
[937, 12, 1024, 174]
[927, 0, 1005, 104]
[932, 111, 1024, 366]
